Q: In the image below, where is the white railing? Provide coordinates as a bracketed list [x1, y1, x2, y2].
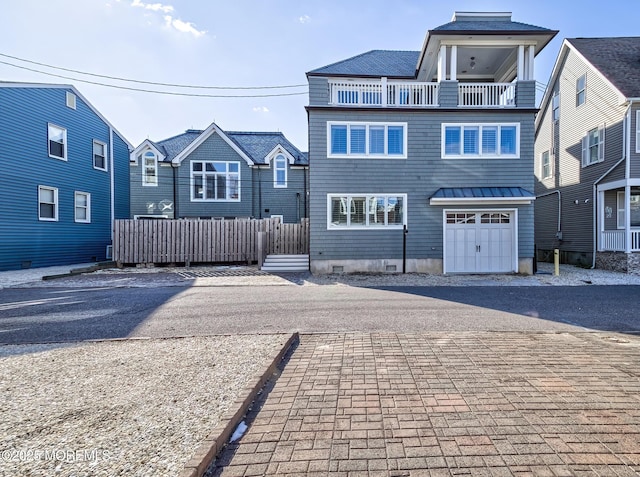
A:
[601, 230, 625, 251]
[632, 231, 640, 251]
[600, 229, 640, 251]
[458, 83, 516, 107]
[328, 79, 439, 107]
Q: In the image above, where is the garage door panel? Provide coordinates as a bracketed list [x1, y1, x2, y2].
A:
[445, 211, 515, 273]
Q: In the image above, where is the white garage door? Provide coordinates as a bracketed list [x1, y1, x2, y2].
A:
[444, 211, 516, 273]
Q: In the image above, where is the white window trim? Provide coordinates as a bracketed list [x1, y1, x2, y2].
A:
[326, 193, 408, 230]
[38, 185, 58, 222]
[617, 191, 625, 229]
[581, 125, 605, 167]
[541, 150, 552, 179]
[327, 122, 408, 159]
[47, 123, 67, 161]
[142, 151, 158, 187]
[66, 92, 76, 110]
[552, 92, 560, 121]
[74, 191, 91, 223]
[441, 123, 520, 159]
[576, 74, 586, 107]
[93, 140, 108, 171]
[190, 160, 241, 202]
[636, 110, 640, 154]
[273, 154, 287, 188]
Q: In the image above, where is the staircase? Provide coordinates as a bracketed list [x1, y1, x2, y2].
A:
[261, 254, 309, 272]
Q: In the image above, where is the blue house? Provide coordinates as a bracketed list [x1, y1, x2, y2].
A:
[0, 83, 132, 271]
[306, 12, 557, 274]
[129, 122, 308, 223]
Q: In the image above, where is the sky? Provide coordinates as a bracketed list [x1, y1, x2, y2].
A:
[2, 0, 639, 151]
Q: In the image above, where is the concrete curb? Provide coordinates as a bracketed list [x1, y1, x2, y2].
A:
[178, 332, 299, 477]
[42, 262, 116, 281]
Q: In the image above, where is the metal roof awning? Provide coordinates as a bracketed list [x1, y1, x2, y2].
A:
[429, 187, 535, 205]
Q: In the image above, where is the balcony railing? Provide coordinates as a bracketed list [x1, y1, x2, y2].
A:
[329, 79, 439, 107]
[458, 83, 516, 107]
[600, 230, 640, 252]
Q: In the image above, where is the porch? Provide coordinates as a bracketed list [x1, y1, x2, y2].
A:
[600, 230, 640, 252]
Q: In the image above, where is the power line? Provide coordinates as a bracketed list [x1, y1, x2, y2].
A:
[0, 52, 306, 90]
[0, 60, 308, 98]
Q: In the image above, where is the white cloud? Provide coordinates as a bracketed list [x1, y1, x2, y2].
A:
[298, 14, 311, 24]
[253, 107, 269, 113]
[164, 16, 206, 37]
[131, 0, 174, 14]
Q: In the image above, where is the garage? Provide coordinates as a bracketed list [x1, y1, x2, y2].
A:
[444, 210, 516, 273]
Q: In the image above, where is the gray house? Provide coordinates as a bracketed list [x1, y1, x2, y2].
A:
[129, 122, 308, 223]
[306, 11, 557, 274]
[535, 38, 640, 273]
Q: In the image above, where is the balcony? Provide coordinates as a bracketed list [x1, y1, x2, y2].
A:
[327, 79, 520, 108]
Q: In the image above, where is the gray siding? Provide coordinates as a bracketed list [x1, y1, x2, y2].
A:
[309, 108, 536, 262]
[308, 77, 329, 106]
[176, 133, 253, 218]
[631, 104, 640, 178]
[604, 189, 620, 230]
[516, 81, 536, 108]
[438, 81, 458, 108]
[534, 48, 628, 255]
[251, 167, 308, 222]
[130, 161, 175, 218]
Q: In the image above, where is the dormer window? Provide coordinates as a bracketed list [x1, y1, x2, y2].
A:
[274, 154, 287, 188]
[143, 151, 158, 186]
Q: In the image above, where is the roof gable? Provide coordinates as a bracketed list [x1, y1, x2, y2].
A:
[171, 123, 254, 166]
[130, 139, 166, 163]
[0, 82, 133, 149]
[264, 144, 296, 165]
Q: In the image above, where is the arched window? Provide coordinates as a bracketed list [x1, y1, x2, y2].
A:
[274, 153, 287, 188]
[143, 151, 158, 186]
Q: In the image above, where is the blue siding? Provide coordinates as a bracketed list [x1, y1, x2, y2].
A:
[0, 86, 130, 270]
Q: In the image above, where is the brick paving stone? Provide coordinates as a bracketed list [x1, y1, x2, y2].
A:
[206, 332, 640, 476]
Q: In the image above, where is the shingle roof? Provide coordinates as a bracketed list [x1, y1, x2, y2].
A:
[153, 129, 307, 165]
[431, 187, 534, 199]
[568, 37, 640, 98]
[432, 20, 551, 32]
[226, 131, 308, 165]
[307, 50, 419, 78]
[156, 130, 202, 162]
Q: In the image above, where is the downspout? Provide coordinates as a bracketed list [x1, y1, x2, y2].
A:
[536, 190, 562, 237]
[591, 102, 631, 268]
[172, 163, 178, 218]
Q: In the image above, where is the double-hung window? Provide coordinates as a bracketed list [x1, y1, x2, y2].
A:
[552, 93, 560, 121]
[576, 74, 586, 106]
[274, 154, 287, 188]
[328, 194, 407, 229]
[328, 122, 407, 158]
[142, 151, 158, 186]
[38, 186, 58, 221]
[48, 124, 67, 160]
[442, 124, 519, 158]
[582, 125, 605, 166]
[617, 190, 640, 228]
[93, 140, 107, 171]
[74, 191, 91, 223]
[541, 151, 552, 179]
[191, 161, 240, 201]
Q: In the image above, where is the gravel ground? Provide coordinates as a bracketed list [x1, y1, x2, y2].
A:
[6, 261, 640, 290]
[0, 335, 289, 477]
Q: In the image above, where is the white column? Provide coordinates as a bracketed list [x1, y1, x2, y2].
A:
[517, 45, 525, 82]
[625, 185, 631, 253]
[450, 45, 457, 81]
[527, 45, 535, 81]
[381, 77, 388, 107]
[598, 189, 605, 252]
[438, 45, 447, 82]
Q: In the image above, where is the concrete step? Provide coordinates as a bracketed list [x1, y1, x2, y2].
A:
[261, 254, 309, 272]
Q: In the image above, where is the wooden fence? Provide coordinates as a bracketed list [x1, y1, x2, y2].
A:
[113, 218, 309, 265]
